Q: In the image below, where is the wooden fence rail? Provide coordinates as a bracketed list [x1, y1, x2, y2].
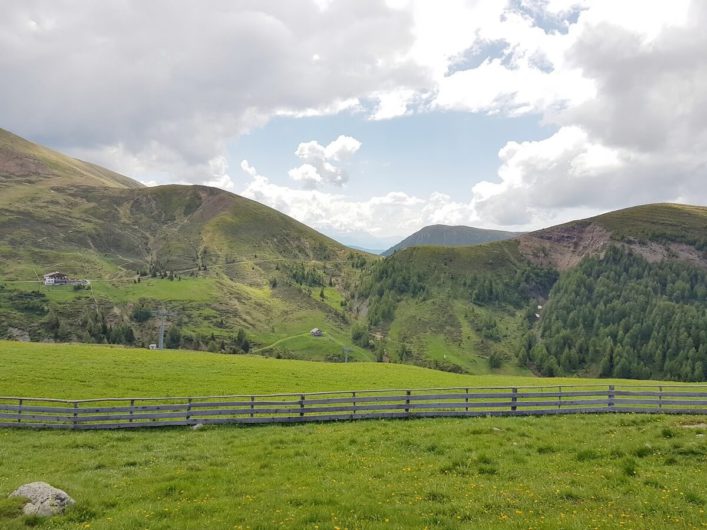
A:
[1, 384, 706, 430]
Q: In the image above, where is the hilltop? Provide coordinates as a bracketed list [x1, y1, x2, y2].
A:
[519, 203, 707, 270]
[382, 224, 520, 256]
[0, 128, 143, 190]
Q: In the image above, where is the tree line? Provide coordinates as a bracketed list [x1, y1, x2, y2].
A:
[522, 246, 707, 381]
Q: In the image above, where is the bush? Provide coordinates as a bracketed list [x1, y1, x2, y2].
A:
[8, 290, 48, 315]
[231, 328, 250, 353]
[351, 323, 370, 348]
[131, 306, 152, 322]
[166, 326, 182, 349]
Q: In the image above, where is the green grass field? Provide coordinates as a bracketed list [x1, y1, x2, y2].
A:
[0, 415, 704, 529]
[0, 341, 688, 399]
[0, 341, 705, 529]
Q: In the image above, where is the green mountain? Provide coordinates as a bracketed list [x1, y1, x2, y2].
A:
[2, 128, 706, 382]
[359, 204, 707, 381]
[382, 224, 520, 256]
[0, 129, 374, 360]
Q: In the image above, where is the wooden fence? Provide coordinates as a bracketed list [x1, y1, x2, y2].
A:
[1, 384, 706, 430]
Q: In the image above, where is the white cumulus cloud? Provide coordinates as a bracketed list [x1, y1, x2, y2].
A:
[288, 135, 362, 188]
[468, 0, 707, 225]
[241, 160, 489, 239]
[3, 0, 707, 236]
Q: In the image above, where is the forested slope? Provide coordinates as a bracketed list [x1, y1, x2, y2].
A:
[359, 205, 707, 382]
[525, 247, 707, 381]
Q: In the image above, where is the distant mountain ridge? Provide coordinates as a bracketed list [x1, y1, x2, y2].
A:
[382, 224, 521, 256]
[348, 245, 385, 255]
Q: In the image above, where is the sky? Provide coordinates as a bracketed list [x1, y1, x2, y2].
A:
[2, 0, 706, 250]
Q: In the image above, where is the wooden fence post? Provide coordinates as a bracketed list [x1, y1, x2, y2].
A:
[511, 388, 518, 412]
[17, 398, 22, 424]
[300, 395, 305, 417]
[129, 399, 135, 423]
[608, 385, 615, 410]
[405, 390, 411, 415]
[73, 402, 78, 429]
[658, 386, 662, 410]
[250, 396, 254, 418]
[465, 388, 469, 413]
[558, 386, 562, 409]
[352, 392, 357, 415]
[186, 398, 192, 424]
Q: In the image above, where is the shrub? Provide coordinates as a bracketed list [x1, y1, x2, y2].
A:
[131, 306, 152, 322]
[351, 323, 370, 348]
[488, 351, 502, 369]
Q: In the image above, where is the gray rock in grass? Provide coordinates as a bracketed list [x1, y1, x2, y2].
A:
[9, 482, 75, 516]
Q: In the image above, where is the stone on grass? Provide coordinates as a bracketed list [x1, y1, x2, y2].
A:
[191, 422, 205, 430]
[9, 482, 75, 516]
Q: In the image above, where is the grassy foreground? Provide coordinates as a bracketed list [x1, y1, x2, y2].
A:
[0, 415, 705, 529]
[0, 341, 705, 529]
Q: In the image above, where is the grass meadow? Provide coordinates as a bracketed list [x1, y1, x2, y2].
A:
[0, 415, 704, 529]
[0, 341, 686, 399]
[0, 341, 705, 529]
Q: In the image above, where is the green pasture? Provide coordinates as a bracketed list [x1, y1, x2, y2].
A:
[0, 414, 704, 529]
[0, 341, 559, 399]
[2, 340, 693, 400]
[0, 341, 705, 529]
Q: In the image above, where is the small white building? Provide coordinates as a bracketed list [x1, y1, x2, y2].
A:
[43, 272, 69, 286]
[43, 272, 89, 287]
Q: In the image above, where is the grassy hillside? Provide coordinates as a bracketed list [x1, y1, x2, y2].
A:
[0, 340, 652, 399]
[358, 205, 707, 381]
[596, 203, 707, 247]
[0, 342, 705, 529]
[357, 240, 557, 371]
[382, 224, 520, 256]
[0, 129, 380, 361]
